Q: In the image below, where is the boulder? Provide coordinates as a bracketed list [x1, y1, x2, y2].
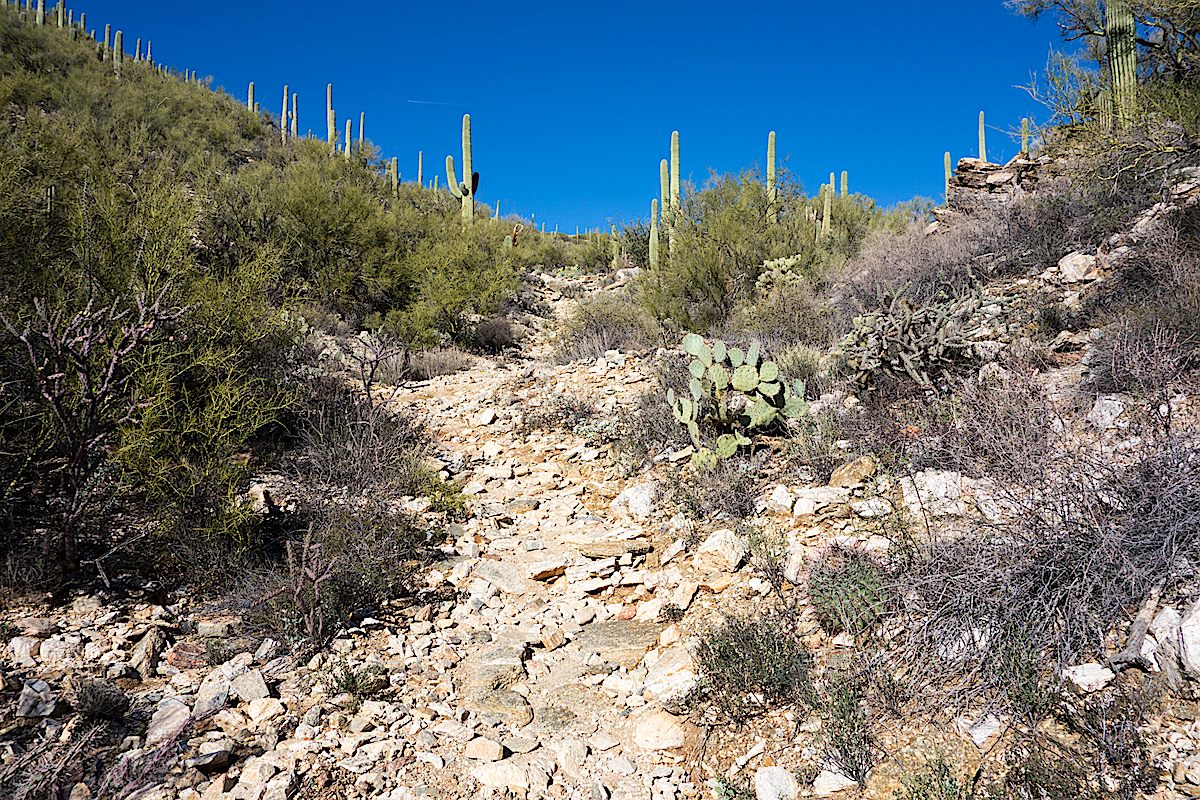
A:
[755, 766, 799, 800]
[632, 710, 694, 750]
[695, 529, 748, 572]
[829, 456, 877, 488]
[611, 482, 658, 520]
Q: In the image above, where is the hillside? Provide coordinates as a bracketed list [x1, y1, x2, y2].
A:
[3, 2, 1200, 800]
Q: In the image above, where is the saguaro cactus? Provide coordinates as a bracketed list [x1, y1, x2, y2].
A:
[135, 38, 141, 61]
[659, 159, 669, 225]
[145, 40, 151, 65]
[280, 85, 289, 145]
[417, 151, 423, 186]
[35, 0, 42, 26]
[669, 130, 680, 213]
[978, 111, 987, 162]
[344, 119, 352, 160]
[247, 82, 255, 112]
[1021, 118, 1030, 153]
[649, 199, 660, 270]
[389, 157, 399, 195]
[944, 151, 953, 204]
[446, 114, 478, 224]
[841, 171, 849, 198]
[821, 184, 832, 239]
[1106, 0, 1137, 129]
[358, 112, 365, 150]
[326, 84, 336, 147]
[103, 23, 110, 56]
[290, 93, 298, 139]
[766, 131, 778, 224]
[113, 31, 123, 78]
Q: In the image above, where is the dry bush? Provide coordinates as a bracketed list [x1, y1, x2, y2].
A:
[473, 315, 517, 354]
[554, 291, 663, 363]
[70, 679, 130, 722]
[724, 281, 838, 354]
[693, 612, 814, 724]
[405, 347, 473, 380]
[1089, 317, 1196, 397]
[671, 452, 764, 520]
[894, 438, 1200, 713]
[820, 671, 875, 786]
[519, 395, 596, 435]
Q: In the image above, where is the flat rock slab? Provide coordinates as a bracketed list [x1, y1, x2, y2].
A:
[571, 620, 661, 669]
[574, 538, 653, 559]
[463, 688, 534, 728]
[458, 642, 527, 691]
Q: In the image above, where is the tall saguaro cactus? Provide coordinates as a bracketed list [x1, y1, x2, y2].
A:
[840, 171, 849, 198]
[417, 150, 423, 186]
[35, 0, 43, 26]
[290, 93, 298, 139]
[281, 85, 289, 145]
[326, 84, 336, 147]
[978, 111, 987, 162]
[766, 131, 778, 224]
[1106, 0, 1137, 129]
[247, 82, 255, 112]
[944, 151, 953, 205]
[113, 31, 123, 78]
[649, 199, 660, 270]
[821, 184, 832, 239]
[659, 159, 669, 225]
[344, 119, 352, 160]
[1021, 118, 1030, 153]
[669, 130, 680, 214]
[358, 112, 365, 150]
[446, 114, 478, 224]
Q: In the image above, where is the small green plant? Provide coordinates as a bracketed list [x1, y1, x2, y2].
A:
[420, 472, 469, 520]
[327, 660, 388, 709]
[897, 757, 980, 800]
[821, 672, 874, 786]
[668, 333, 808, 467]
[694, 613, 814, 724]
[808, 545, 889, 637]
[998, 630, 1060, 725]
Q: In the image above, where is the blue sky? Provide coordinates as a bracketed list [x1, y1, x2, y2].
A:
[81, 1, 1065, 230]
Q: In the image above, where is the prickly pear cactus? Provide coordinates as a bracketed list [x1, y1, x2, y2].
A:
[666, 333, 808, 467]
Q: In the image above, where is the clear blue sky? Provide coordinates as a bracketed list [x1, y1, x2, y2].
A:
[81, 1, 1064, 230]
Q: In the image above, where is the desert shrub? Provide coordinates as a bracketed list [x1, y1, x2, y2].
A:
[897, 758, 980, 800]
[473, 315, 517, 354]
[981, 738, 1087, 800]
[724, 280, 838, 354]
[807, 545, 889, 637]
[895, 438, 1200, 711]
[613, 390, 692, 472]
[671, 452, 764, 520]
[694, 613, 814, 723]
[520, 395, 596, 435]
[1089, 316, 1196, 397]
[639, 171, 875, 331]
[562, 232, 616, 272]
[327, 659, 389, 702]
[554, 291, 663, 362]
[404, 347, 473, 380]
[1064, 677, 1160, 798]
[821, 672, 874, 786]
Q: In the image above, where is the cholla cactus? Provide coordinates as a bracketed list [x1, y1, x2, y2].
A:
[667, 333, 808, 466]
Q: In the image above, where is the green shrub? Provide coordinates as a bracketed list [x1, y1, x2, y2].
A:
[821, 672, 874, 786]
[896, 758, 980, 800]
[807, 545, 889, 637]
[694, 613, 814, 723]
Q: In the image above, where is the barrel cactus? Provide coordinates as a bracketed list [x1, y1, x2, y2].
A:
[808, 545, 888, 636]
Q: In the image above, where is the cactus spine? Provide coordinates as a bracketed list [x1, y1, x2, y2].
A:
[978, 111, 987, 162]
[247, 82, 255, 112]
[326, 84, 336, 147]
[417, 150, 423, 186]
[841, 171, 849, 198]
[766, 131, 778, 224]
[446, 114, 478, 224]
[649, 199, 660, 270]
[113, 31, 123, 78]
[1106, 0, 1137, 129]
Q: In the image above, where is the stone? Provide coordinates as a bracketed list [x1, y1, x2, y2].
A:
[811, 769, 858, 796]
[1063, 662, 1115, 693]
[551, 738, 589, 780]
[766, 485, 794, 514]
[146, 698, 190, 746]
[246, 697, 285, 724]
[16, 679, 56, 717]
[754, 766, 799, 800]
[471, 761, 530, 791]
[477, 408, 498, 426]
[632, 710, 693, 750]
[475, 560, 538, 596]
[15, 617, 55, 637]
[193, 669, 230, 716]
[10, 636, 40, 667]
[464, 737, 506, 761]
[197, 620, 235, 638]
[463, 688, 534, 727]
[1087, 395, 1127, 431]
[229, 669, 270, 702]
[129, 627, 167, 679]
[573, 621, 662, 669]
[792, 486, 850, 517]
[39, 635, 82, 664]
[1178, 601, 1200, 680]
[529, 557, 569, 581]
[611, 482, 658, 520]
[900, 470, 965, 517]
[575, 538, 653, 559]
[1057, 252, 1099, 283]
[642, 644, 697, 702]
[829, 455, 877, 488]
[695, 529, 748, 572]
